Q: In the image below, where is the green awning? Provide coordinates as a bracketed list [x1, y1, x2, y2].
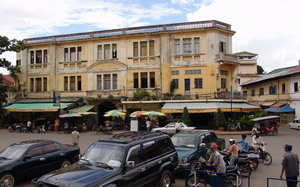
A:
[69, 105, 95, 113]
[4, 103, 71, 112]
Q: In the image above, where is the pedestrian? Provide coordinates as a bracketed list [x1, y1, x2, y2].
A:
[146, 118, 151, 132]
[207, 142, 226, 173]
[280, 144, 299, 187]
[175, 120, 181, 133]
[27, 120, 33, 133]
[237, 134, 249, 153]
[71, 127, 80, 146]
[226, 138, 239, 165]
[63, 121, 69, 134]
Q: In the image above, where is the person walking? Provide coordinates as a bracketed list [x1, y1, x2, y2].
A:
[71, 127, 80, 146]
[280, 144, 299, 187]
[146, 118, 151, 132]
[63, 121, 69, 134]
[27, 120, 33, 133]
[237, 134, 249, 153]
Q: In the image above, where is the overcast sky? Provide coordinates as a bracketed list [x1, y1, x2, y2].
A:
[1, 0, 300, 74]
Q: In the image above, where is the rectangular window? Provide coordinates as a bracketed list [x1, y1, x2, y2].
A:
[140, 41, 147, 56]
[259, 88, 264, 96]
[104, 44, 110, 59]
[150, 72, 155, 88]
[43, 78, 47, 91]
[220, 70, 228, 76]
[70, 47, 76, 61]
[77, 76, 82, 91]
[185, 69, 201, 75]
[70, 76, 75, 91]
[172, 79, 179, 89]
[282, 83, 286, 94]
[174, 39, 181, 55]
[294, 82, 298, 92]
[35, 78, 42, 92]
[141, 72, 148, 88]
[30, 51, 34, 64]
[64, 77, 68, 91]
[36, 50, 42, 64]
[149, 40, 154, 56]
[77, 47, 82, 61]
[97, 45, 102, 59]
[269, 85, 277, 95]
[112, 44, 117, 58]
[64, 48, 69, 62]
[251, 90, 255, 96]
[30, 78, 34, 92]
[171, 70, 179, 75]
[113, 74, 118, 90]
[104, 74, 111, 90]
[220, 42, 226, 53]
[194, 78, 203, 89]
[97, 75, 102, 90]
[221, 78, 226, 89]
[43, 50, 48, 64]
[133, 42, 138, 57]
[134, 73, 139, 88]
[182, 38, 192, 54]
[16, 59, 21, 66]
[194, 37, 200, 54]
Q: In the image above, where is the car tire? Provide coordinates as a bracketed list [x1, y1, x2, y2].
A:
[0, 172, 15, 187]
[61, 160, 72, 168]
[298, 126, 300, 130]
[159, 170, 173, 187]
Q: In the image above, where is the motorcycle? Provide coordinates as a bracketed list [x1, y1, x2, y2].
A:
[252, 144, 272, 165]
[186, 157, 243, 187]
[238, 152, 260, 171]
[96, 126, 113, 135]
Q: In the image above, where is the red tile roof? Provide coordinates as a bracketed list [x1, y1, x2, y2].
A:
[0, 75, 14, 86]
[287, 65, 300, 74]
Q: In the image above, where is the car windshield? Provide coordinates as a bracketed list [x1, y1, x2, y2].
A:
[171, 135, 196, 148]
[0, 145, 28, 160]
[81, 144, 125, 168]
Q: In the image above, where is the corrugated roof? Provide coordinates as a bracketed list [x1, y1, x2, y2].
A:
[69, 105, 95, 113]
[4, 103, 71, 112]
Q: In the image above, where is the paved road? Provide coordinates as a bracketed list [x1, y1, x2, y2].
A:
[0, 125, 298, 187]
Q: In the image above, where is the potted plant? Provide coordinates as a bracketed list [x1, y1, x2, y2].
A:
[216, 109, 228, 131]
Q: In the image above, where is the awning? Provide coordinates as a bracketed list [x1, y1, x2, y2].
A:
[161, 102, 261, 113]
[270, 101, 287, 108]
[265, 105, 295, 113]
[4, 103, 71, 112]
[69, 105, 95, 113]
[260, 102, 276, 107]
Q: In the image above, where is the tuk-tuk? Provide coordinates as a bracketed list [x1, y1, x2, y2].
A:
[252, 116, 279, 136]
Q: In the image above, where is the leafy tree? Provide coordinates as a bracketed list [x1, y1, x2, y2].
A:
[182, 107, 190, 125]
[257, 65, 266, 74]
[170, 79, 176, 93]
[132, 89, 150, 101]
[216, 108, 228, 128]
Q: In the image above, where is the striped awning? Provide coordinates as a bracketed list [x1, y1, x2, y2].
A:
[4, 103, 71, 112]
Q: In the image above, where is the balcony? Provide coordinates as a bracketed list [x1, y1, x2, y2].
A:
[216, 53, 239, 64]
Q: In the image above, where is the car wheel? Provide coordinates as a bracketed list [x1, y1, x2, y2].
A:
[271, 129, 278, 136]
[159, 170, 173, 187]
[298, 126, 300, 130]
[0, 172, 15, 187]
[61, 160, 72, 168]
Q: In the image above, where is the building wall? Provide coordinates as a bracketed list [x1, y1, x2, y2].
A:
[289, 74, 300, 117]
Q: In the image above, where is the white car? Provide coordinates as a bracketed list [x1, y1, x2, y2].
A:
[289, 119, 300, 130]
[151, 122, 195, 135]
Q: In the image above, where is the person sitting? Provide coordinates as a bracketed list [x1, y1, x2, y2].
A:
[226, 138, 239, 165]
[237, 134, 249, 153]
[252, 132, 266, 151]
[207, 142, 226, 173]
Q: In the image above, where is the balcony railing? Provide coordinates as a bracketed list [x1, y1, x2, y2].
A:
[24, 20, 232, 44]
[216, 53, 239, 64]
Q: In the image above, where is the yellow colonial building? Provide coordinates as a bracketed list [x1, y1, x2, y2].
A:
[16, 20, 239, 100]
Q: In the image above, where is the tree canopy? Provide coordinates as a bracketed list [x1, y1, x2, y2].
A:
[257, 65, 266, 74]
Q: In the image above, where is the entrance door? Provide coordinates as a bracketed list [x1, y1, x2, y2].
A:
[184, 79, 190, 95]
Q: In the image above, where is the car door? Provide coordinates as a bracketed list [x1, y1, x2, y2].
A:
[15, 145, 45, 180]
[165, 124, 176, 134]
[41, 143, 64, 173]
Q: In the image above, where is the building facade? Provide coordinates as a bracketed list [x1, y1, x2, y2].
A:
[16, 20, 239, 100]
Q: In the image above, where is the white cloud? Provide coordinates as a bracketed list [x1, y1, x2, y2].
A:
[171, 0, 195, 4]
[187, 0, 300, 72]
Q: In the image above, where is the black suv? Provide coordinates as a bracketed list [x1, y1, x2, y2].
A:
[34, 132, 178, 187]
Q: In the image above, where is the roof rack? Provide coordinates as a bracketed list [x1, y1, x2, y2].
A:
[112, 132, 165, 142]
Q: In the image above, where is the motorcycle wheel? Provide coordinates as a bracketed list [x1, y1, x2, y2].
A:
[239, 165, 251, 176]
[272, 129, 278, 135]
[186, 173, 201, 187]
[231, 175, 243, 187]
[263, 152, 272, 165]
[16, 128, 21, 133]
[249, 160, 259, 171]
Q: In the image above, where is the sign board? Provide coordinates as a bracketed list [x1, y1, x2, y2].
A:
[130, 120, 138, 132]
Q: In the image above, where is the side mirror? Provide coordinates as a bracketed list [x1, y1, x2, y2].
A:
[125, 161, 135, 168]
[23, 155, 31, 161]
[199, 143, 206, 148]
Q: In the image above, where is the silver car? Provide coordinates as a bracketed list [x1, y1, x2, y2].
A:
[289, 119, 300, 130]
[151, 122, 195, 135]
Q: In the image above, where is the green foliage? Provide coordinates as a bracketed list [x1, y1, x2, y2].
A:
[182, 107, 190, 125]
[107, 95, 114, 99]
[236, 110, 265, 130]
[8, 86, 17, 93]
[216, 109, 228, 127]
[257, 65, 266, 74]
[170, 80, 176, 93]
[132, 89, 150, 101]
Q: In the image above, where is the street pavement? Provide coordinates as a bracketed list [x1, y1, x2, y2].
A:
[0, 125, 298, 187]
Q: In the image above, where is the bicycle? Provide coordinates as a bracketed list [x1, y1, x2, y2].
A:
[228, 122, 242, 131]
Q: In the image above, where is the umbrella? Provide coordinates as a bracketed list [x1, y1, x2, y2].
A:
[140, 111, 166, 117]
[129, 111, 145, 118]
[59, 113, 82, 118]
[104, 109, 126, 117]
[77, 112, 97, 115]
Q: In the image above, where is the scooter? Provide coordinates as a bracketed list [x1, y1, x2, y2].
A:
[96, 126, 113, 135]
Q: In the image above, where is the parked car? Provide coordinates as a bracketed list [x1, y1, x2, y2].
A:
[171, 131, 225, 171]
[34, 132, 178, 187]
[289, 118, 300, 130]
[151, 122, 195, 135]
[0, 140, 80, 187]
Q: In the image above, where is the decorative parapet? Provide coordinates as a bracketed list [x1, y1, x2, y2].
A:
[24, 20, 233, 44]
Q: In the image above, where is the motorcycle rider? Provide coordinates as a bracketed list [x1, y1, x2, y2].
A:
[226, 138, 239, 165]
[237, 134, 249, 153]
[207, 142, 226, 173]
[252, 132, 266, 151]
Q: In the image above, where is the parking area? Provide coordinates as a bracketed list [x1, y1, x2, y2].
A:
[0, 124, 298, 187]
